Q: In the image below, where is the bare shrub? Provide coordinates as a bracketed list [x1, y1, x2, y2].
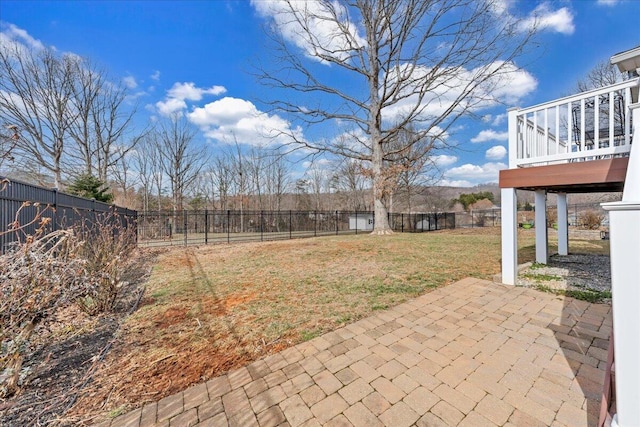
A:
[580, 210, 604, 230]
[0, 205, 137, 397]
[547, 209, 558, 228]
[0, 207, 87, 397]
[474, 212, 487, 227]
[74, 211, 137, 315]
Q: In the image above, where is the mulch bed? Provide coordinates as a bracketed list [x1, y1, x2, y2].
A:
[0, 250, 158, 427]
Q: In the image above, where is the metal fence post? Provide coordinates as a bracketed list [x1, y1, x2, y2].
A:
[355, 211, 358, 235]
[227, 210, 231, 243]
[183, 210, 188, 246]
[260, 210, 264, 241]
[336, 211, 339, 235]
[134, 209, 139, 244]
[205, 209, 209, 245]
[401, 213, 404, 232]
[289, 210, 292, 239]
[52, 188, 58, 232]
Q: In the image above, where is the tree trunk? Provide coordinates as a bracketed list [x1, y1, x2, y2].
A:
[371, 141, 392, 234]
[372, 190, 392, 234]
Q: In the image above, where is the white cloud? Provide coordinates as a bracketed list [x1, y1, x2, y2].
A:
[187, 96, 303, 147]
[485, 145, 507, 160]
[167, 82, 226, 101]
[156, 97, 187, 117]
[251, 0, 366, 63]
[518, 4, 575, 35]
[431, 154, 458, 167]
[491, 1, 574, 35]
[150, 70, 161, 81]
[471, 129, 508, 143]
[0, 23, 45, 51]
[444, 161, 507, 185]
[155, 82, 227, 117]
[482, 113, 507, 126]
[301, 158, 332, 170]
[439, 179, 474, 188]
[597, 0, 618, 6]
[381, 61, 537, 124]
[492, 113, 507, 127]
[123, 76, 138, 89]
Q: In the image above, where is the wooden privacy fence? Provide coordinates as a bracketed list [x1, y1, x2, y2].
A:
[0, 176, 137, 253]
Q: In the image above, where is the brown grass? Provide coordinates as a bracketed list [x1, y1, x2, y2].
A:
[71, 227, 608, 423]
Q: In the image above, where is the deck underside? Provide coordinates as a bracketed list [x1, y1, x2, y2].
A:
[499, 157, 628, 193]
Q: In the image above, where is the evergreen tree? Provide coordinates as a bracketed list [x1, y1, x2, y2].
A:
[67, 173, 113, 203]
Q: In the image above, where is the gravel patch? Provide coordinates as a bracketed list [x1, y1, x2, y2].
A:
[518, 253, 611, 294]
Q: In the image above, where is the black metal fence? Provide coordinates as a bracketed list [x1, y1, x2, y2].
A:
[436, 203, 609, 229]
[1, 187, 603, 251]
[0, 177, 137, 253]
[137, 210, 458, 247]
[388, 212, 456, 232]
[454, 209, 502, 228]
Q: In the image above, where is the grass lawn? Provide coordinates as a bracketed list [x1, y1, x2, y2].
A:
[72, 227, 608, 421]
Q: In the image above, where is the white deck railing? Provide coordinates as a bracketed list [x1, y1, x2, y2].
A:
[508, 78, 639, 167]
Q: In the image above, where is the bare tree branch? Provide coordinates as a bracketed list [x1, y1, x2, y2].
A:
[255, 0, 535, 232]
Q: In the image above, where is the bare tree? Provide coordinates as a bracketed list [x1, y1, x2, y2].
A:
[130, 136, 155, 212]
[263, 151, 291, 211]
[387, 125, 439, 213]
[209, 153, 234, 210]
[0, 124, 20, 169]
[110, 147, 139, 208]
[577, 60, 623, 92]
[226, 138, 250, 228]
[156, 116, 208, 211]
[247, 147, 266, 210]
[0, 42, 142, 189]
[572, 60, 626, 148]
[0, 46, 75, 188]
[305, 165, 330, 211]
[332, 158, 370, 211]
[66, 58, 143, 182]
[294, 178, 311, 210]
[256, 0, 534, 233]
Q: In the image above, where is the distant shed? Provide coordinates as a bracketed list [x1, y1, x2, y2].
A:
[348, 213, 374, 231]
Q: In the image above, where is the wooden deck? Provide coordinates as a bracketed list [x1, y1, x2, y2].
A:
[498, 157, 628, 193]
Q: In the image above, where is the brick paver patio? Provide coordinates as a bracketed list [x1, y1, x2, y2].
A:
[94, 278, 611, 427]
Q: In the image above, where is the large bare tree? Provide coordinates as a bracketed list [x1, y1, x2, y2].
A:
[256, 0, 534, 233]
[0, 46, 75, 188]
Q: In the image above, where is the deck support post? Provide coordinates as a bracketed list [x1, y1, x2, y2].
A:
[534, 190, 548, 264]
[557, 193, 568, 256]
[501, 188, 518, 285]
[604, 102, 640, 427]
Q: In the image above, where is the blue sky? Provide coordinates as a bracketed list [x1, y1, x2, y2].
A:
[1, 0, 638, 187]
